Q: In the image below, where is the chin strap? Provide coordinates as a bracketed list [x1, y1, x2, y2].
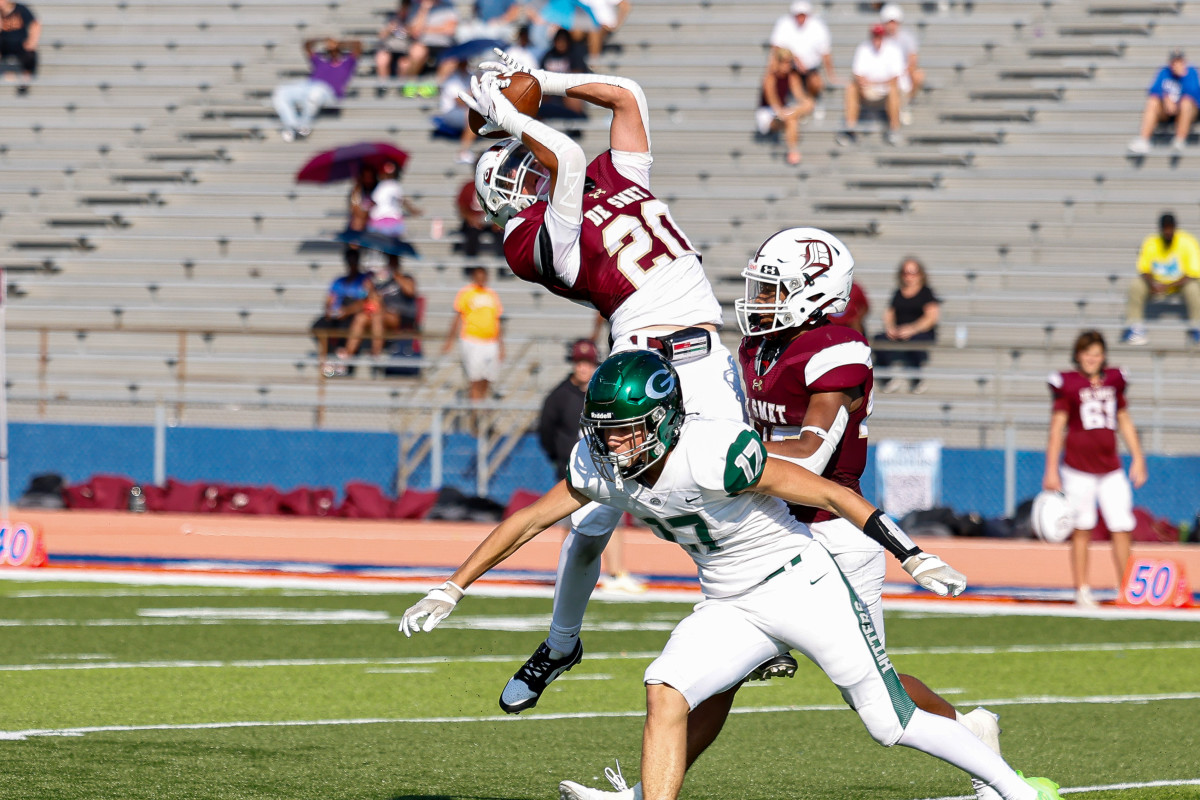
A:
[765, 406, 849, 475]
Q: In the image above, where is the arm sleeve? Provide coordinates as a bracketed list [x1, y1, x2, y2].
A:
[536, 72, 653, 152]
[1048, 372, 1070, 412]
[805, 340, 873, 392]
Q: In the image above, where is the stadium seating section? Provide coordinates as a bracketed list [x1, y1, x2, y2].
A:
[3, 0, 1200, 452]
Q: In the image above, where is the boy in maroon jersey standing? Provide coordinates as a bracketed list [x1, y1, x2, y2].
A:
[1043, 330, 1148, 607]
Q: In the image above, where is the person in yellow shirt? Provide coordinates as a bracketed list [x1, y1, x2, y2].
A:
[1124, 212, 1200, 345]
[443, 266, 504, 402]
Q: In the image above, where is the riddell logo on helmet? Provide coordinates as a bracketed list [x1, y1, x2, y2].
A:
[590, 411, 614, 419]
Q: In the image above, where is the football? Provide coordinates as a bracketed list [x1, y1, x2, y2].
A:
[468, 71, 543, 139]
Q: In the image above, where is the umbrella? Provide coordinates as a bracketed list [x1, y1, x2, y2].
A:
[336, 229, 420, 259]
[437, 38, 507, 65]
[296, 142, 409, 184]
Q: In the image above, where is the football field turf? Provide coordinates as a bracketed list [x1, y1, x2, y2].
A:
[1, 576, 1198, 800]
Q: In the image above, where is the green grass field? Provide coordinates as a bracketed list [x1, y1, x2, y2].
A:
[0, 577, 1198, 800]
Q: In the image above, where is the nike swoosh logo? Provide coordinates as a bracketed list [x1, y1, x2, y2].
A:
[685, 495, 702, 503]
[810, 573, 827, 585]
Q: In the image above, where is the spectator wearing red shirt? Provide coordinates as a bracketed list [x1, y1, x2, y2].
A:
[1043, 330, 1148, 607]
[455, 175, 503, 257]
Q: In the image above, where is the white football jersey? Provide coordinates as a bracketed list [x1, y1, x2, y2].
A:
[568, 417, 814, 598]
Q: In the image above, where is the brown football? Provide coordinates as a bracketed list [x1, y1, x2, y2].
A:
[468, 71, 543, 139]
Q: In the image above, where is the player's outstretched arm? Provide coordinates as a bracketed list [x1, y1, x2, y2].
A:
[751, 458, 967, 596]
[764, 389, 856, 475]
[481, 50, 650, 153]
[399, 481, 588, 636]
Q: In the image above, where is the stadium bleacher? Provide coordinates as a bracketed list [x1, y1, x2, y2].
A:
[4, 0, 1200, 452]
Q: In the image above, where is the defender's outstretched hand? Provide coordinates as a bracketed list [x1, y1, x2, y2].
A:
[399, 581, 464, 637]
[902, 553, 967, 597]
[459, 71, 515, 137]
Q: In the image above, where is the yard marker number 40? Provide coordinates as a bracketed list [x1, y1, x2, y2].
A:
[0, 523, 48, 568]
[1119, 557, 1194, 608]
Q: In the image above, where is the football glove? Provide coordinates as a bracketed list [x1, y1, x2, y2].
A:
[399, 581, 464, 637]
[459, 71, 517, 137]
[479, 47, 545, 85]
[901, 552, 967, 597]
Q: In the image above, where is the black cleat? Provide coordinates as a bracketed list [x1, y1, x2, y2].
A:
[499, 639, 584, 714]
[746, 652, 798, 681]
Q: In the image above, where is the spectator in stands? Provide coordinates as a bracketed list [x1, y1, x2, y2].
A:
[443, 266, 504, 404]
[539, 28, 588, 119]
[537, 339, 645, 592]
[400, 0, 459, 76]
[364, 159, 422, 238]
[828, 280, 870, 336]
[311, 247, 372, 360]
[756, 46, 813, 166]
[579, 0, 631, 57]
[1043, 330, 1147, 607]
[769, 0, 838, 120]
[273, 37, 362, 142]
[880, 3, 922, 123]
[874, 256, 939, 393]
[375, 0, 414, 78]
[431, 58, 479, 163]
[1128, 49, 1199, 155]
[460, 0, 529, 43]
[1123, 212, 1200, 346]
[455, 171, 503, 257]
[837, 24, 905, 146]
[338, 264, 421, 360]
[0, 0, 39, 87]
[347, 164, 379, 231]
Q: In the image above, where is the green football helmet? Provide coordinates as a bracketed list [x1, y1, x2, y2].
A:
[581, 350, 685, 482]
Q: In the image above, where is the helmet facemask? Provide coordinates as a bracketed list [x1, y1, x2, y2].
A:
[582, 406, 674, 482]
[735, 233, 854, 337]
[475, 141, 550, 227]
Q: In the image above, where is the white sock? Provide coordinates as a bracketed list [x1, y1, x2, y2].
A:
[896, 710, 1035, 800]
[546, 529, 611, 654]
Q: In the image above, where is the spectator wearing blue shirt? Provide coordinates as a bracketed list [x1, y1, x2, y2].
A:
[1129, 49, 1199, 155]
[311, 248, 372, 359]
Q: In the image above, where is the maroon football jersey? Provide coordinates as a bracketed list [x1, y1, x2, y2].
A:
[502, 151, 698, 318]
[1049, 367, 1128, 474]
[738, 323, 873, 523]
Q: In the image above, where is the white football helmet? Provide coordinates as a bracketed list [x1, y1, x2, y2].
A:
[735, 227, 855, 336]
[474, 139, 550, 226]
[1031, 490, 1074, 543]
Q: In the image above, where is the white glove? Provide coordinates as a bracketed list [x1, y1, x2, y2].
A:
[479, 47, 543, 82]
[399, 581, 464, 637]
[458, 71, 517, 137]
[901, 552, 967, 597]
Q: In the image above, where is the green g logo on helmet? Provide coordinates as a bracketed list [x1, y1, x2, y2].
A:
[581, 350, 685, 482]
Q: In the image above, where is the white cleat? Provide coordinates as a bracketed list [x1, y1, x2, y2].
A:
[961, 708, 1003, 800]
[560, 761, 641, 800]
[962, 707, 1002, 754]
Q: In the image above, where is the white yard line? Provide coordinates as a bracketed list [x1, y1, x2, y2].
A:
[1, 691, 1197, 741]
[3, 640, 1200, 672]
[4, 569, 1198, 619]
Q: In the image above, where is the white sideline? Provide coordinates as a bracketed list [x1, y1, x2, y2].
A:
[1, 691, 1197, 741]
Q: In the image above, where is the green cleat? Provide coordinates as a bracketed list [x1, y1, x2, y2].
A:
[1018, 772, 1063, 800]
